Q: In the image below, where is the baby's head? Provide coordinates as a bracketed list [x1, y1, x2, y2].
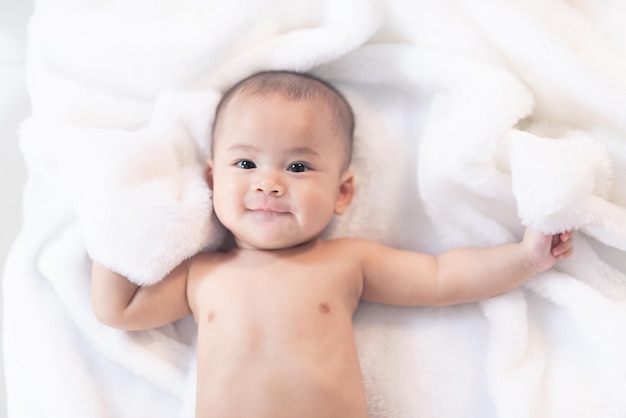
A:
[208, 71, 356, 250]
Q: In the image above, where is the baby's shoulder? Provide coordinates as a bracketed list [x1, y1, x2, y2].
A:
[190, 249, 233, 266]
[186, 250, 233, 277]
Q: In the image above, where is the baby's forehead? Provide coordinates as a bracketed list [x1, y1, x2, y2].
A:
[214, 91, 341, 141]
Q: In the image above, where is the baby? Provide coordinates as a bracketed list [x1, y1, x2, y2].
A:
[92, 71, 573, 418]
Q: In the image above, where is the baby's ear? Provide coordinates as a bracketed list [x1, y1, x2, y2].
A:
[334, 170, 354, 215]
[205, 160, 214, 190]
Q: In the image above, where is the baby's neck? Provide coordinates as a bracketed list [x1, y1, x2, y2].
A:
[233, 238, 322, 256]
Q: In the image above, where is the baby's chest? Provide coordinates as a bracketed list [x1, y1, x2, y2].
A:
[193, 259, 361, 327]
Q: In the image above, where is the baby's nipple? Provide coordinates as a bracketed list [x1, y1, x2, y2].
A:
[207, 311, 216, 323]
[319, 303, 331, 313]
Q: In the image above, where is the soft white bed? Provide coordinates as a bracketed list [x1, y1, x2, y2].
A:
[4, 0, 626, 417]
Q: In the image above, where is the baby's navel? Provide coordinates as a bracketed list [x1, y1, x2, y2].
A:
[207, 311, 216, 323]
[319, 303, 331, 313]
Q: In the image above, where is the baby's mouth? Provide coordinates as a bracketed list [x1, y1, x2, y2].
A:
[247, 208, 291, 221]
[246, 199, 291, 215]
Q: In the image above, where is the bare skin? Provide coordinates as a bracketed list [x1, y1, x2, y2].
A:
[91, 73, 574, 418]
[92, 232, 572, 418]
[189, 240, 367, 417]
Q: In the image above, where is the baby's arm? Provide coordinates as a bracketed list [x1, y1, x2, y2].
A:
[91, 261, 192, 330]
[358, 229, 573, 307]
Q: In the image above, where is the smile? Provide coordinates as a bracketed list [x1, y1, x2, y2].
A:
[247, 208, 291, 219]
[246, 200, 290, 213]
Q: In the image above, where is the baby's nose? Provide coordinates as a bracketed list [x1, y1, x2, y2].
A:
[255, 178, 285, 196]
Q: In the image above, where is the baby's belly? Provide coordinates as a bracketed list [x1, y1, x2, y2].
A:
[194, 304, 368, 418]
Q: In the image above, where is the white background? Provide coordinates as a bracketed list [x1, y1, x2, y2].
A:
[1, 0, 34, 416]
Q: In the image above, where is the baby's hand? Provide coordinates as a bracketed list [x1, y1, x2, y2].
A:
[522, 229, 574, 274]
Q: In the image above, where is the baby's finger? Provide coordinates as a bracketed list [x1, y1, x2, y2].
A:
[551, 240, 573, 258]
[556, 246, 574, 260]
[559, 231, 572, 242]
[550, 231, 572, 253]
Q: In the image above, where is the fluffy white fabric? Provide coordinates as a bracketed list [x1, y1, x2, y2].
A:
[4, 0, 626, 417]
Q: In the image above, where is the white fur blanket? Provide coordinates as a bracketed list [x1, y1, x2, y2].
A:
[4, 0, 626, 417]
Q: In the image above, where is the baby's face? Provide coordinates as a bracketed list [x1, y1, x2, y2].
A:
[209, 93, 353, 250]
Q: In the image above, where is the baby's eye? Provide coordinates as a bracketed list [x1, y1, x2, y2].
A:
[287, 162, 309, 173]
[236, 160, 256, 169]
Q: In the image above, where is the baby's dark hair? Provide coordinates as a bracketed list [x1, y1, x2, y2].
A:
[212, 70, 355, 168]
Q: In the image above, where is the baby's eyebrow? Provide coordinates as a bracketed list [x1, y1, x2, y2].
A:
[226, 143, 320, 158]
[226, 143, 259, 153]
[286, 146, 320, 158]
